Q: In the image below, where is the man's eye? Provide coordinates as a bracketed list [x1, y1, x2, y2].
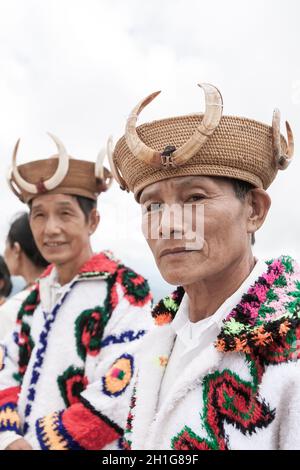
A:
[33, 213, 44, 218]
[146, 203, 163, 213]
[186, 194, 206, 203]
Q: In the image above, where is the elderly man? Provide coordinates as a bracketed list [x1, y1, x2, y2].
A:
[111, 83, 300, 450]
[0, 135, 153, 450]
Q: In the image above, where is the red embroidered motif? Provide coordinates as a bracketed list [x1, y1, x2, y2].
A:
[172, 368, 275, 450]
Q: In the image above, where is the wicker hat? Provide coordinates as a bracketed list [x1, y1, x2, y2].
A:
[111, 83, 294, 201]
[7, 134, 112, 204]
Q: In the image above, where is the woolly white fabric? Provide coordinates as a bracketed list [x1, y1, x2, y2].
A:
[0, 251, 153, 450]
[0, 289, 31, 341]
[124, 256, 300, 450]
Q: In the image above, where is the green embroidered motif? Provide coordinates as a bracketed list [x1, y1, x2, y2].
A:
[172, 359, 275, 450]
[75, 307, 109, 360]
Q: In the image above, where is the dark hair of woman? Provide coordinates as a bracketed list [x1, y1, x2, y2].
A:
[0, 256, 12, 298]
[7, 212, 48, 269]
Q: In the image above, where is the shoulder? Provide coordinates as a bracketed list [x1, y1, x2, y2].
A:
[81, 251, 153, 308]
[216, 255, 300, 366]
[114, 263, 153, 308]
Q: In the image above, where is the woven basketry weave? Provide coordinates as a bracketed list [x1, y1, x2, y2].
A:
[113, 113, 287, 200]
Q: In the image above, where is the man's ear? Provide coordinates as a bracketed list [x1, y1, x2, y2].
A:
[88, 209, 100, 236]
[246, 188, 271, 235]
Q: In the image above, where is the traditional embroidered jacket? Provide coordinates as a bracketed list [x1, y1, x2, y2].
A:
[124, 256, 300, 450]
[0, 251, 153, 450]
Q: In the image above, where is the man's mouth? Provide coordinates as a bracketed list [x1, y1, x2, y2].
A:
[159, 247, 193, 258]
[44, 242, 66, 247]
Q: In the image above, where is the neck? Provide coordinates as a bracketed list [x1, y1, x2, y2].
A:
[184, 252, 256, 323]
[55, 246, 93, 285]
[20, 258, 46, 287]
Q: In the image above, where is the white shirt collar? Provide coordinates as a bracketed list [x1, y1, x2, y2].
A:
[171, 259, 268, 346]
[39, 267, 75, 314]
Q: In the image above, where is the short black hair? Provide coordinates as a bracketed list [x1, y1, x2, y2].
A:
[75, 196, 97, 222]
[0, 256, 12, 297]
[7, 212, 49, 269]
[228, 178, 255, 201]
[224, 177, 256, 245]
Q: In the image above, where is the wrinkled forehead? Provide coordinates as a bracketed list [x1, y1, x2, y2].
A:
[139, 175, 231, 202]
[30, 193, 78, 209]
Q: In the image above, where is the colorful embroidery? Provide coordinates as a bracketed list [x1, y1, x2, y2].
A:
[103, 354, 134, 397]
[116, 268, 152, 307]
[0, 250, 151, 441]
[159, 356, 168, 367]
[36, 411, 82, 450]
[172, 366, 275, 450]
[125, 256, 300, 450]
[101, 330, 146, 348]
[105, 274, 119, 313]
[36, 398, 123, 450]
[57, 366, 88, 407]
[253, 319, 300, 365]
[172, 427, 216, 450]
[13, 322, 35, 384]
[23, 279, 78, 433]
[24, 251, 129, 431]
[0, 346, 6, 371]
[75, 307, 109, 360]
[78, 251, 119, 279]
[0, 403, 22, 434]
[11, 286, 40, 383]
[216, 256, 300, 355]
[16, 285, 40, 323]
[123, 387, 137, 450]
[152, 286, 184, 326]
[0, 386, 22, 433]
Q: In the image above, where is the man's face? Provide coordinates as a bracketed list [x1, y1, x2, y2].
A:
[29, 193, 96, 267]
[140, 176, 254, 286]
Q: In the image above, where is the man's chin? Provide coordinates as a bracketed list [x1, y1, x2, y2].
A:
[161, 270, 195, 286]
[42, 255, 68, 266]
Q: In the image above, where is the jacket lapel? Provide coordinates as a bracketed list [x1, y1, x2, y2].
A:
[130, 323, 176, 450]
[144, 334, 224, 449]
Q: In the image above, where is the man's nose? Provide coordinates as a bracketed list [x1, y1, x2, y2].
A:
[159, 204, 184, 240]
[44, 216, 62, 235]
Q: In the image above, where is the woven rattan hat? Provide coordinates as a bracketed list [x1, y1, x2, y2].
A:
[7, 134, 112, 203]
[111, 83, 294, 201]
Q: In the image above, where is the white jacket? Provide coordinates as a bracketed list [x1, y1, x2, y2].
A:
[124, 256, 300, 450]
[0, 289, 30, 341]
[0, 251, 153, 450]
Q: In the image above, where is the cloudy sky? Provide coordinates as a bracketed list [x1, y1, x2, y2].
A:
[0, 0, 299, 300]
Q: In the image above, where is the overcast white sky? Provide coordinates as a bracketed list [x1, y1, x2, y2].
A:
[0, 0, 299, 300]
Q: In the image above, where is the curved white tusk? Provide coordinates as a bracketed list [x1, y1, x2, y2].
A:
[125, 84, 223, 168]
[125, 91, 162, 168]
[172, 83, 223, 166]
[285, 120, 294, 158]
[6, 166, 24, 201]
[107, 135, 129, 191]
[272, 109, 294, 170]
[12, 139, 38, 194]
[95, 147, 106, 180]
[44, 133, 69, 189]
[11, 134, 70, 194]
